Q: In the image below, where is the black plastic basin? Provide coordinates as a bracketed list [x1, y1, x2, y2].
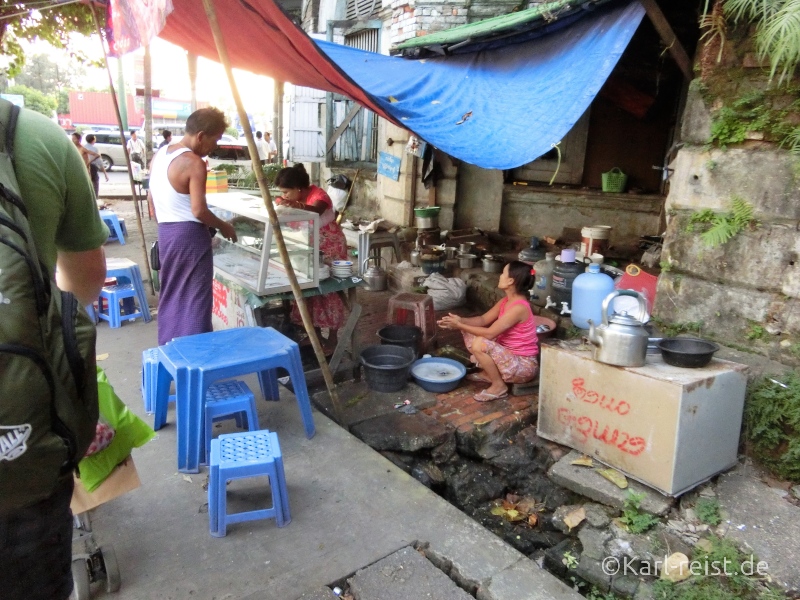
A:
[360, 345, 416, 392]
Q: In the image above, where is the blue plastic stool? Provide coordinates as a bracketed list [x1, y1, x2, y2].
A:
[99, 209, 126, 245]
[208, 430, 290, 537]
[204, 380, 259, 463]
[98, 284, 142, 328]
[106, 258, 152, 323]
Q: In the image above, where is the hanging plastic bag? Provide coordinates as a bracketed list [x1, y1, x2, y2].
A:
[77, 368, 155, 492]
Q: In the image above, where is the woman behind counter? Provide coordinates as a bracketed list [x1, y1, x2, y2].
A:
[275, 164, 348, 352]
[438, 261, 539, 402]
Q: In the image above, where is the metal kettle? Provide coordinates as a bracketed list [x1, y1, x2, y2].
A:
[587, 290, 649, 367]
[410, 247, 421, 267]
[362, 256, 388, 291]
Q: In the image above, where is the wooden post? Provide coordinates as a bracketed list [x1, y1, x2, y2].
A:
[201, 0, 347, 427]
[90, 5, 155, 296]
[640, 0, 693, 81]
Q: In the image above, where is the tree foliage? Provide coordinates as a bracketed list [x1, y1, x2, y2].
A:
[724, 0, 800, 84]
[14, 53, 84, 95]
[0, 2, 102, 77]
[7, 84, 57, 116]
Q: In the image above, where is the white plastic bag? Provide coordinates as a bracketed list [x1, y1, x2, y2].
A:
[327, 186, 348, 211]
[422, 273, 467, 310]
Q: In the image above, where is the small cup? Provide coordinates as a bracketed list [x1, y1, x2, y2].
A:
[590, 253, 604, 264]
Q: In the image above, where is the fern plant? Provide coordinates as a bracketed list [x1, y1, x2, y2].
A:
[687, 197, 756, 247]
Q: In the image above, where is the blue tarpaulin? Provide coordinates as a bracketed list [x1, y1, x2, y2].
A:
[316, 1, 645, 170]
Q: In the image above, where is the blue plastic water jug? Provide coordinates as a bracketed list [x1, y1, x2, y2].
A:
[571, 263, 615, 329]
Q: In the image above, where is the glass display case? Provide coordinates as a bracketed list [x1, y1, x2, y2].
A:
[206, 192, 319, 295]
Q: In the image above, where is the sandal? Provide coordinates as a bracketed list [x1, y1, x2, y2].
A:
[473, 389, 509, 403]
[466, 373, 491, 383]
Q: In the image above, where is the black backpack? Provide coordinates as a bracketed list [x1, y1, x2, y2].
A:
[0, 99, 99, 511]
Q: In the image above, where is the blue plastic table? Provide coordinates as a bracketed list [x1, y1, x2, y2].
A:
[154, 327, 315, 473]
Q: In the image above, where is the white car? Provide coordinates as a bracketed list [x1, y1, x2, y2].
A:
[207, 142, 254, 179]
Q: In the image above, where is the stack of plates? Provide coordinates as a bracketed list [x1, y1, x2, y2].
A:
[331, 260, 353, 278]
[319, 265, 331, 280]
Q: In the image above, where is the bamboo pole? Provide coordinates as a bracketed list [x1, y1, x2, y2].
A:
[200, 0, 346, 426]
[90, 5, 155, 296]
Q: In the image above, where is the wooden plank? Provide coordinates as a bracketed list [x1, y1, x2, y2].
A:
[640, 0, 693, 81]
[330, 302, 362, 373]
[326, 103, 363, 154]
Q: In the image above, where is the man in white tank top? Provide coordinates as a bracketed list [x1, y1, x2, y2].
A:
[148, 107, 238, 345]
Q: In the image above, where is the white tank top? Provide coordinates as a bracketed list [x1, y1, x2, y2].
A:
[150, 146, 199, 223]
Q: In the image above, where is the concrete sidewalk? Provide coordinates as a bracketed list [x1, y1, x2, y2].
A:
[89, 290, 580, 599]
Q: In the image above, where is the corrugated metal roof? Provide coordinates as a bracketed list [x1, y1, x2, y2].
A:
[392, 0, 619, 57]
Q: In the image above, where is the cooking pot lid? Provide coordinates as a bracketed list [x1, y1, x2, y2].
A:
[608, 311, 645, 326]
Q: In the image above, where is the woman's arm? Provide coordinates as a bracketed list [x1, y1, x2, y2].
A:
[441, 303, 528, 341]
[438, 299, 503, 331]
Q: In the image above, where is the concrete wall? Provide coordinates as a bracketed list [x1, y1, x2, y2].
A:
[454, 164, 503, 231]
[500, 187, 664, 245]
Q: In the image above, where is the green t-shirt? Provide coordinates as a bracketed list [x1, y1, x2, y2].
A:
[13, 109, 108, 274]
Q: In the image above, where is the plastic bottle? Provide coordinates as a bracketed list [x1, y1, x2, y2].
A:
[530, 252, 556, 307]
[551, 249, 582, 311]
[570, 263, 615, 329]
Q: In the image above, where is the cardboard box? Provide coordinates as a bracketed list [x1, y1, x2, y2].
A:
[537, 342, 748, 496]
[71, 456, 141, 514]
[206, 170, 228, 193]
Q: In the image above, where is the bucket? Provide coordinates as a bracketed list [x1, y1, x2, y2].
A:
[581, 226, 611, 256]
[377, 324, 422, 357]
[360, 344, 416, 392]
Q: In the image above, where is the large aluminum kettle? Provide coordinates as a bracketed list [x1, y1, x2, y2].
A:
[586, 290, 649, 367]
[362, 255, 388, 291]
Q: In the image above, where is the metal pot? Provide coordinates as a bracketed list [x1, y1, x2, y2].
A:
[457, 253, 476, 268]
[416, 215, 438, 229]
[482, 255, 504, 273]
[458, 242, 475, 254]
[443, 246, 458, 260]
[586, 290, 649, 367]
[362, 256, 388, 291]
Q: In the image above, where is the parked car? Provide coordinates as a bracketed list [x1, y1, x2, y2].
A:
[207, 143, 253, 180]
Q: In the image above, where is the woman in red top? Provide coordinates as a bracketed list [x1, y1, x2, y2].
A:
[438, 261, 539, 402]
[276, 164, 348, 351]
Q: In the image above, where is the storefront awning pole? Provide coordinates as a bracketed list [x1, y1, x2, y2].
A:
[90, 4, 155, 297]
[201, 0, 346, 427]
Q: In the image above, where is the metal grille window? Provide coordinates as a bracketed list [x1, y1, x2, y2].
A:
[327, 15, 381, 164]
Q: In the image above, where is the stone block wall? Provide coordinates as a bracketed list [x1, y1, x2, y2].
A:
[655, 76, 800, 363]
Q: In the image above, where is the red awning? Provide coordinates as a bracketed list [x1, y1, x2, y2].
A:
[155, 0, 393, 122]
